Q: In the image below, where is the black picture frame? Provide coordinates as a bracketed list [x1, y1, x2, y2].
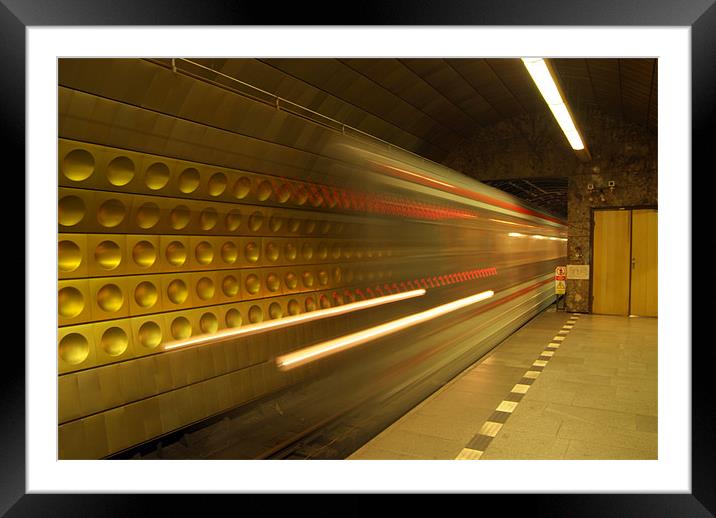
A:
[4, 0, 711, 514]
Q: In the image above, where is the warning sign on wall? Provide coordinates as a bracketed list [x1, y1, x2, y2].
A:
[555, 266, 566, 295]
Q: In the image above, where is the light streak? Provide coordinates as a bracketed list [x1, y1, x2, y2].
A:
[162, 289, 426, 351]
[276, 289, 495, 370]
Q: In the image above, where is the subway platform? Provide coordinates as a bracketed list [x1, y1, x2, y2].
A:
[348, 307, 657, 460]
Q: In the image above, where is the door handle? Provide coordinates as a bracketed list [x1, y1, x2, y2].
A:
[631, 257, 636, 270]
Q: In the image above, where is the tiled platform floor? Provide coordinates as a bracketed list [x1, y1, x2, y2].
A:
[348, 309, 657, 460]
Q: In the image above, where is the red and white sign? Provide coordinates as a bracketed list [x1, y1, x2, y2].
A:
[555, 266, 566, 294]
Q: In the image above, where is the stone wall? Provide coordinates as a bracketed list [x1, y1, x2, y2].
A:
[444, 107, 657, 312]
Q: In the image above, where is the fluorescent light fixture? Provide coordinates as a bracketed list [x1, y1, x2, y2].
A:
[162, 289, 426, 351]
[276, 289, 495, 370]
[522, 58, 585, 151]
[508, 232, 526, 237]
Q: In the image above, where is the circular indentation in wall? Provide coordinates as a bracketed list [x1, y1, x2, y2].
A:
[136, 202, 160, 229]
[165, 241, 187, 267]
[305, 297, 316, 312]
[302, 271, 314, 288]
[196, 277, 215, 301]
[170, 205, 191, 230]
[248, 211, 264, 232]
[208, 172, 227, 196]
[301, 243, 313, 261]
[58, 332, 89, 365]
[355, 247, 364, 259]
[245, 274, 260, 295]
[145, 162, 170, 190]
[225, 308, 242, 328]
[287, 218, 301, 233]
[97, 199, 126, 228]
[266, 273, 280, 292]
[366, 249, 374, 259]
[222, 275, 239, 297]
[248, 305, 263, 324]
[256, 180, 272, 201]
[178, 167, 200, 193]
[318, 270, 329, 286]
[320, 295, 331, 309]
[200, 208, 218, 230]
[333, 267, 342, 283]
[58, 195, 86, 227]
[221, 242, 238, 264]
[265, 242, 279, 263]
[200, 312, 218, 334]
[343, 245, 353, 260]
[138, 320, 162, 349]
[97, 283, 123, 312]
[134, 281, 158, 308]
[94, 240, 122, 270]
[62, 149, 95, 182]
[304, 220, 316, 234]
[225, 209, 241, 231]
[293, 185, 308, 205]
[101, 327, 128, 356]
[232, 177, 251, 199]
[269, 215, 283, 232]
[276, 184, 291, 203]
[244, 242, 260, 263]
[285, 272, 298, 289]
[106, 156, 135, 186]
[58, 240, 82, 273]
[366, 271, 375, 282]
[132, 240, 156, 268]
[317, 243, 328, 260]
[58, 286, 84, 318]
[171, 316, 192, 340]
[330, 244, 341, 260]
[195, 241, 214, 265]
[335, 222, 345, 234]
[284, 243, 297, 261]
[320, 221, 332, 234]
[269, 302, 282, 320]
[167, 279, 188, 305]
[287, 299, 300, 316]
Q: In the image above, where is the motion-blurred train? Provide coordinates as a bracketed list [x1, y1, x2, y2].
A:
[57, 58, 567, 459]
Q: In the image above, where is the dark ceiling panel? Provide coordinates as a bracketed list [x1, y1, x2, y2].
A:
[444, 59, 525, 120]
[487, 59, 544, 114]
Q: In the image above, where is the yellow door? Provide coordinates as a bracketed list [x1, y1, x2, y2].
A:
[630, 209, 658, 316]
[592, 210, 631, 315]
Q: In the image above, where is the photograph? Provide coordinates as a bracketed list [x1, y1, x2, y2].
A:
[5, 9, 709, 513]
[56, 57, 658, 461]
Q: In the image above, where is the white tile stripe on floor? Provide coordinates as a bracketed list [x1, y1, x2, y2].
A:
[456, 314, 577, 460]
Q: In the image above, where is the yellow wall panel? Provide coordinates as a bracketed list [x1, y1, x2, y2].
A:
[86, 233, 128, 277]
[58, 278, 93, 326]
[126, 234, 161, 274]
[129, 313, 167, 357]
[58, 322, 98, 374]
[89, 276, 130, 321]
[58, 233, 88, 279]
[127, 274, 163, 316]
[92, 319, 134, 366]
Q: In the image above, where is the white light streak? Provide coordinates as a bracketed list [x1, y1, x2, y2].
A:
[276, 289, 495, 370]
[162, 289, 426, 351]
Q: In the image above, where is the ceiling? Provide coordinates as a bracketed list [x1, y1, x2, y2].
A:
[193, 58, 657, 166]
[157, 57, 656, 218]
